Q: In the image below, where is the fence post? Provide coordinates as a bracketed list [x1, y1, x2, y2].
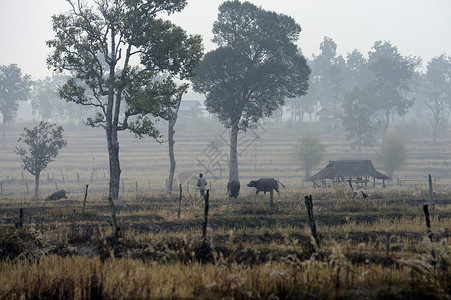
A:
[304, 195, 319, 248]
[135, 181, 138, 193]
[178, 184, 182, 218]
[422, 204, 435, 259]
[25, 182, 29, 196]
[72, 210, 76, 225]
[202, 189, 210, 241]
[18, 208, 23, 228]
[82, 184, 89, 217]
[428, 174, 434, 209]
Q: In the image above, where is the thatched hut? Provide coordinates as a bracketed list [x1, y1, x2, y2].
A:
[308, 160, 389, 188]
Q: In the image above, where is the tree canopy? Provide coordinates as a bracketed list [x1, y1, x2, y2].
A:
[192, 0, 310, 191]
[368, 41, 419, 141]
[0, 64, 31, 147]
[15, 121, 67, 197]
[31, 75, 79, 122]
[295, 132, 326, 179]
[46, 0, 203, 199]
[342, 87, 378, 156]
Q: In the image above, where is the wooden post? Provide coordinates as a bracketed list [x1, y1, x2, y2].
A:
[423, 204, 432, 240]
[61, 170, 65, 182]
[77, 173, 80, 185]
[18, 208, 23, 228]
[202, 189, 210, 241]
[82, 184, 89, 217]
[25, 182, 29, 196]
[122, 180, 125, 193]
[135, 181, 138, 193]
[72, 210, 76, 225]
[304, 195, 319, 248]
[178, 184, 182, 218]
[423, 204, 435, 259]
[428, 174, 434, 209]
[107, 197, 120, 234]
[0, 182, 2, 196]
[54, 182, 58, 191]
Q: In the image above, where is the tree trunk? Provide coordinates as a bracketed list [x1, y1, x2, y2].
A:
[432, 124, 437, 144]
[106, 28, 121, 201]
[2, 119, 6, 148]
[107, 130, 121, 200]
[382, 109, 390, 143]
[229, 118, 240, 183]
[34, 171, 40, 198]
[167, 113, 177, 194]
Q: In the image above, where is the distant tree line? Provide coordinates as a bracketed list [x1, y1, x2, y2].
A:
[288, 36, 451, 151]
[1, 0, 450, 198]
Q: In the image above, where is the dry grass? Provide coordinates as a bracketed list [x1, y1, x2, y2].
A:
[0, 120, 450, 298]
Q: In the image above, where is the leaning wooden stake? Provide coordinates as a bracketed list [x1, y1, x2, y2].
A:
[18, 208, 23, 228]
[202, 189, 210, 241]
[178, 184, 182, 218]
[423, 204, 433, 242]
[72, 210, 77, 227]
[107, 197, 120, 234]
[423, 204, 436, 259]
[304, 195, 320, 248]
[428, 174, 434, 209]
[82, 184, 89, 217]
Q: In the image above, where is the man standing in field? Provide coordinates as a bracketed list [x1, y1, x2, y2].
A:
[197, 173, 207, 197]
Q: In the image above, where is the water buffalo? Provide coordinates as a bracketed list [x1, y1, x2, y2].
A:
[247, 178, 285, 196]
[46, 190, 68, 201]
[227, 180, 240, 199]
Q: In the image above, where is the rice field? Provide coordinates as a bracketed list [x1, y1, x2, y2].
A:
[0, 118, 450, 299]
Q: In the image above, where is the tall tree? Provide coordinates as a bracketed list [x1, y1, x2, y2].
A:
[15, 121, 67, 197]
[424, 54, 451, 144]
[46, 0, 202, 199]
[310, 37, 345, 117]
[0, 64, 31, 147]
[295, 132, 326, 179]
[31, 75, 79, 122]
[343, 49, 373, 91]
[166, 88, 185, 194]
[192, 0, 310, 196]
[380, 133, 407, 179]
[342, 87, 378, 156]
[368, 41, 419, 141]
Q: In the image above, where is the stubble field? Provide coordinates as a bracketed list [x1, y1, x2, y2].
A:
[0, 118, 450, 299]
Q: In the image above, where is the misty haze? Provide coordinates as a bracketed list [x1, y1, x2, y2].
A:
[0, 0, 449, 299]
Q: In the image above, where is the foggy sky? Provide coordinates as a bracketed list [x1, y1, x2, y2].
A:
[1, 0, 450, 80]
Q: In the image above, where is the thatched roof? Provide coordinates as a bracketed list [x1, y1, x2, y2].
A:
[308, 160, 389, 182]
